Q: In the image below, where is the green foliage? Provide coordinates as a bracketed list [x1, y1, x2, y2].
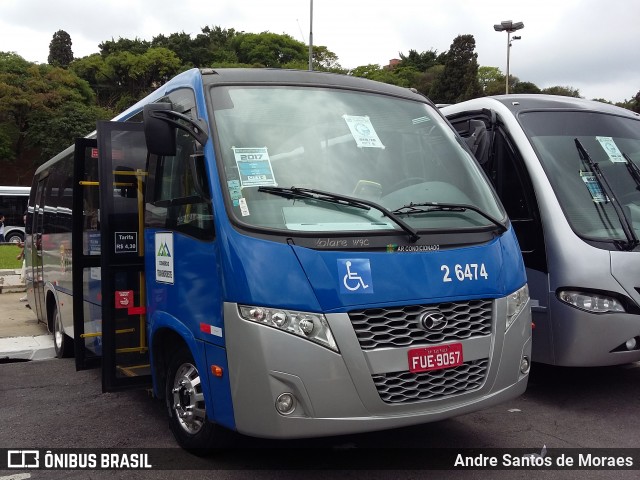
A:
[478, 66, 504, 95]
[72, 48, 181, 109]
[399, 49, 440, 72]
[48, 30, 74, 68]
[30, 102, 111, 159]
[512, 81, 541, 94]
[0, 51, 105, 169]
[99, 37, 151, 56]
[541, 85, 581, 97]
[429, 35, 482, 104]
[0, 244, 22, 269]
[231, 32, 307, 67]
[621, 91, 640, 113]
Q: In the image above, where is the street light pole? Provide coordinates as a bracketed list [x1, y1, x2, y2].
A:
[308, 0, 314, 71]
[494, 20, 524, 94]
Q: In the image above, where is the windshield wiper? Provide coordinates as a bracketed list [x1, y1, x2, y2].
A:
[258, 186, 420, 242]
[622, 151, 640, 191]
[391, 202, 507, 233]
[574, 139, 639, 251]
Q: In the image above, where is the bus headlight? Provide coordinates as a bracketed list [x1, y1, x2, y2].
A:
[557, 290, 625, 313]
[506, 284, 529, 331]
[239, 305, 339, 352]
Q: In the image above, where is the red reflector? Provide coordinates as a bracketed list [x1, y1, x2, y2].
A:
[128, 306, 146, 316]
[531, 322, 536, 330]
[211, 365, 223, 377]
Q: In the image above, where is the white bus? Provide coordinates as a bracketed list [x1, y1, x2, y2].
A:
[0, 186, 29, 243]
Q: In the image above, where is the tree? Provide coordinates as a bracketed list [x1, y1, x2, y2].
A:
[99, 37, 150, 57]
[349, 64, 401, 85]
[429, 35, 482, 104]
[48, 30, 74, 68]
[541, 85, 581, 97]
[512, 81, 541, 94]
[0, 52, 106, 175]
[616, 91, 640, 113]
[72, 48, 181, 109]
[398, 49, 440, 72]
[231, 32, 307, 67]
[478, 66, 504, 95]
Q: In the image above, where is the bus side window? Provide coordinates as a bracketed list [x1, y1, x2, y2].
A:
[145, 91, 214, 241]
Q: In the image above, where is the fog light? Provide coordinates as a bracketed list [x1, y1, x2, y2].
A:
[520, 356, 530, 374]
[625, 337, 638, 351]
[276, 393, 296, 415]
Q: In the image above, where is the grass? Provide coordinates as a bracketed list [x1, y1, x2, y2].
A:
[0, 244, 23, 269]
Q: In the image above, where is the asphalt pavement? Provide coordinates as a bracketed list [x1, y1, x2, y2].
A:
[0, 269, 54, 361]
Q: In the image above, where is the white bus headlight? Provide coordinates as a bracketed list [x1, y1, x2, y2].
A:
[557, 290, 625, 313]
[239, 305, 339, 352]
[506, 284, 529, 331]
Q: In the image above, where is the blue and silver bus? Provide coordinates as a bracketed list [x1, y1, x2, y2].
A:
[26, 68, 531, 450]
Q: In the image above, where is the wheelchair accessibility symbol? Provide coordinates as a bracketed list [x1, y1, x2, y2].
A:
[338, 259, 374, 294]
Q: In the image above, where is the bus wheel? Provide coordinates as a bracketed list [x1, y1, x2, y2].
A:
[166, 348, 218, 452]
[53, 305, 73, 358]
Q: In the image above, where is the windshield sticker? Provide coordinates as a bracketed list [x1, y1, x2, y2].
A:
[596, 136, 625, 163]
[412, 116, 431, 125]
[343, 115, 385, 149]
[238, 197, 250, 216]
[228, 179, 242, 206]
[580, 171, 607, 203]
[337, 258, 374, 294]
[232, 147, 277, 187]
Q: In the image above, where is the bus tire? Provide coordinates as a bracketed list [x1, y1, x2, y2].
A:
[53, 305, 73, 358]
[166, 347, 218, 453]
[5, 231, 24, 244]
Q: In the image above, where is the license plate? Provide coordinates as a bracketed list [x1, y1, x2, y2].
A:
[408, 343, 463, 373]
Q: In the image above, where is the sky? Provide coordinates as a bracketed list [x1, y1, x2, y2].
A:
[1, 0, 638, 103]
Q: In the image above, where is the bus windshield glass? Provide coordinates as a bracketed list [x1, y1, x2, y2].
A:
[210, 85, 504, 234]
[520, 110, 640, 245]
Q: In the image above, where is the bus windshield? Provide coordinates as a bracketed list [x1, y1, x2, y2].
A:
[520, 110, 640, 246]
[211, 85, 505, 234]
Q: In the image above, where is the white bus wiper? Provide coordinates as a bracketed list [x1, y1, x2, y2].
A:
[574, 139, 639, 251]
[622, 151, 640, 191]
[390, 202, 507, 233]
[258, 186, 420, 242]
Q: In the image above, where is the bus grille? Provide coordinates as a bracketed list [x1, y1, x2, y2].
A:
[372, 359, 489, 404]
[348, 299, 493, 350]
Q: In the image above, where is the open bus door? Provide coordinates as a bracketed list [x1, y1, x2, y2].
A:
[72, 128, 152, 390]
[96, 121, 151, 391]
[72, 138, 102, 370]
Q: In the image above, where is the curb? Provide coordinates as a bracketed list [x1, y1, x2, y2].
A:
[0, 269, 26, 293]
[0, 334, 55, 361]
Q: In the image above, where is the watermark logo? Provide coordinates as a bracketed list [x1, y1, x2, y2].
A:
[7, 450, 39, 468]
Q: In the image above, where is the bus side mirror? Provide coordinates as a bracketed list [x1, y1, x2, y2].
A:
[143, 104, 177, 156]
[143, 103, 209, 157]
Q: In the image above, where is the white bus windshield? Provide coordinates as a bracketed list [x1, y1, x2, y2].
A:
[520, 110, 640, 246]
[211, 86, 505, 235]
